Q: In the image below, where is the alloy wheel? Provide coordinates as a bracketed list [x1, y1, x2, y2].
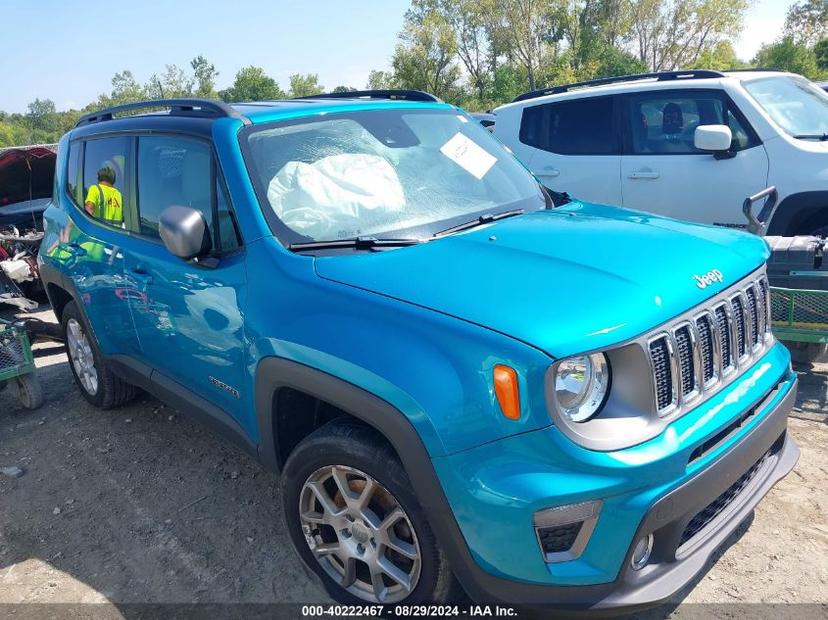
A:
[66, 318, 98, 395]
[299, 465, 422, 603]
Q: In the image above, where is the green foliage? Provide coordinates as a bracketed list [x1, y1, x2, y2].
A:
[753, 37, 822, 79]
[288, 74, 324, 98]
[366, 70, 396, 89]
[815, 38, 828, 70]
[146, 64, 195, 99]
[784, 0, 828, 46]
[219, 65, 286, 102]
[392, 8, 462, 99]
[191, 55, 219, 98]
[332, 85, 358, 93]
[690, 41, 748, 71]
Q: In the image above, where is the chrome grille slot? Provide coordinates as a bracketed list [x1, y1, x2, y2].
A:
[758, 277, 771, 338]
[648, 271, 771, 417]
[714, 303, 733, 372]
[649, 336, 675, 412]
[746, 285, 761, 347]
[695, 313, 715, 384]
[673, 324, 698, 399]
[731, 295, 747, 359]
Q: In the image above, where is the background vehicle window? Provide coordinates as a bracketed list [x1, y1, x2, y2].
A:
[628, 93, 753, 154]
[744, 75, 828, 138]
[519, 97, 617, 155]
[66, 142, 82, 206]
[137, 136, 213, 238]
[82, 137, 130, 227]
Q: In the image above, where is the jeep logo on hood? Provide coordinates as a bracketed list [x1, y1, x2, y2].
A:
[693, 269, 724, 289]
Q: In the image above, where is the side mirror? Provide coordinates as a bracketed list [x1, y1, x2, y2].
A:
[694, 124, 733, 153]
[159, 206, 212, 260]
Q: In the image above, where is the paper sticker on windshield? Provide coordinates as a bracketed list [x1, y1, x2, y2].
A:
[440, 132, 496, 179]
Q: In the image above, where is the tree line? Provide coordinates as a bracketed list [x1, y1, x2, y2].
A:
[2, 0, 827, 148]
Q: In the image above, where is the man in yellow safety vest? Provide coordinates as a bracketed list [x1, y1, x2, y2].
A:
[84, 166, 123, 226]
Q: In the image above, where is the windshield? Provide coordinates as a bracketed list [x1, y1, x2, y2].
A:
[743, 75, 828, 138]
[244, 107, 544, 243]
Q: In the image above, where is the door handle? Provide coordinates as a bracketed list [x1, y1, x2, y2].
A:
[627, 170, 660, 180]
[541, 167, 561, 177]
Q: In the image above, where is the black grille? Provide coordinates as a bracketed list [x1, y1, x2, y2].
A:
[715, 304, 732, 369]
[674, 326, 695, 396]
[650, 337, 673, 410]
[680, 451, 769, 547]
[537, 522, 582, 555]
[696, 315, 715, 383]
[746, 287, 760, 346]
[732, 297, 747, 358]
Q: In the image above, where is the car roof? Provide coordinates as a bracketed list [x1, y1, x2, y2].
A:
[494, 70, 799, 113]
[69, 92, 453, 139]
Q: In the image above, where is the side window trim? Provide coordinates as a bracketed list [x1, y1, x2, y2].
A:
[216, 166, 244, 252]
[621, 88, 762, 156]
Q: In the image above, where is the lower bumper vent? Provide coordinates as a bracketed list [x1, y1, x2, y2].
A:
[679, 450, 770, 548]
[537, 522, 582, 555]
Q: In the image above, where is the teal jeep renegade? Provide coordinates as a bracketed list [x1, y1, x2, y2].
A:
[39, 91, 799, 611]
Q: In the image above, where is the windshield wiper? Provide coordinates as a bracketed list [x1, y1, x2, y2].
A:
[289, 236, 424, 252]
[793, 133, 828, 140]
[434, 209, 525, 237]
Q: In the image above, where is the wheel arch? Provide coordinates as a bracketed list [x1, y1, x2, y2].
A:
[766, 191, 828, 235]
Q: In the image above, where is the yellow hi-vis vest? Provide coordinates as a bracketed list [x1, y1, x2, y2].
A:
[85, 184, 123, 225]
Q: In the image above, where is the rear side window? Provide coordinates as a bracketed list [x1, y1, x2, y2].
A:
[137, 135, 242, 252]
[627, 91, 757, 155]
[82, 137, 130, 227]
[519, 97, 617, 155]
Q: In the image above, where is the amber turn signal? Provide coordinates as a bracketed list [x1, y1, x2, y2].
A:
[493, 364, 521, 420]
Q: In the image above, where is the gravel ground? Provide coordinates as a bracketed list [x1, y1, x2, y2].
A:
[0, 308, 826, 619]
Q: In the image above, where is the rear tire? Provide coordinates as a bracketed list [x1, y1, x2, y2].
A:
[61, 300, 136, 409]
[282, 419, 461, 605]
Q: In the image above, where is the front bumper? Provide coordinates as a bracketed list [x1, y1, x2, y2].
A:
[431, 347, 799, 610]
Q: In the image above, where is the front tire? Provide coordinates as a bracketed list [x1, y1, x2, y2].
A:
[282, 420, 460, 605]
[61, 300, 136, 409]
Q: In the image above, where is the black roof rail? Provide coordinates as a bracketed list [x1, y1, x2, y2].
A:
[75, 98, 249, 128]
[512, 70, 727, 103]
[294, 89, 442, 103]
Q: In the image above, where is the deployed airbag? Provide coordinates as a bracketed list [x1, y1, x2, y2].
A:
[266, 153, 405, 239]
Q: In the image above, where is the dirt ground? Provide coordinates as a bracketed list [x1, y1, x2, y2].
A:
[0, 307, 826, 619]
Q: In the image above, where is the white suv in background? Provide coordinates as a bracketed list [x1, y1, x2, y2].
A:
[493, 70, 828, 235]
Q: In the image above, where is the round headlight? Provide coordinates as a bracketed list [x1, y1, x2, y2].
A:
[553, 353, 610, 422]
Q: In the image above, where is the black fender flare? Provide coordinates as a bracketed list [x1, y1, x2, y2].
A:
[253, 356, 501, 600]
[766, 191, 828, 235]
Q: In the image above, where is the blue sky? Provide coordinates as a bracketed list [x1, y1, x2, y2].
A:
[0, 0, 790, 114]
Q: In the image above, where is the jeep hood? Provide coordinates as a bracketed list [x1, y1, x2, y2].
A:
[314, 202, 769, 358]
